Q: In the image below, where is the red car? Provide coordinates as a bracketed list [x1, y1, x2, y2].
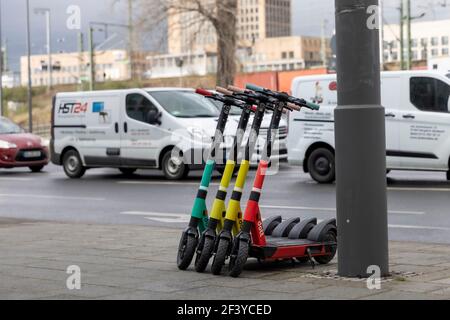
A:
[0, 117, 49, 172]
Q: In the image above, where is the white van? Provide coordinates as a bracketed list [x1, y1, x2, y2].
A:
[288, 71, 450, 183]
[51, 88, 286, 180]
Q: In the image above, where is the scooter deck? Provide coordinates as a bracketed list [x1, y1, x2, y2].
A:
[249, 237, 336, 261]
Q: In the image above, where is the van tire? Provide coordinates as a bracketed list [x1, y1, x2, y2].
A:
[447, 170, 450, 181]
[307, 148, 335, 184]
[63, 150, 86, 179]
[162, 150, 189, 180]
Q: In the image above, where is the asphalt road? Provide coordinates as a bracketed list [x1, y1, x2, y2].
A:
[1, 163, 450, 244]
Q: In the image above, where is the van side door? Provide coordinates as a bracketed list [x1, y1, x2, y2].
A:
[397, 76, 450, 170]
[381, 76, 402, 169]
[121, 92, 161, 168]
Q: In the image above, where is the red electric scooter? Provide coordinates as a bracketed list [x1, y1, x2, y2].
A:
[228, 84, 338, 278]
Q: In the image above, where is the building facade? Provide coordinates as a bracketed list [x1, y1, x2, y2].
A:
[20, 50, 136, 87]
[383, 19, 450, 63]
[242, 36, 326, 73]
[168, 0, 292, 54]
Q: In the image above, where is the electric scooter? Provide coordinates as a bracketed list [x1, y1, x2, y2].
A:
[208, 86, 292, 275]
[227, 84, 337, 278]
[194, 86, 273, 273]
[177, 89, 251, 270]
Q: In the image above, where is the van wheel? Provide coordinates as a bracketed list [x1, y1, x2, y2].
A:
[63, 150, 86, 179]
[162, 150, 189, 180]
[307, 148, 335, 184]
[119, 168, 137, 175]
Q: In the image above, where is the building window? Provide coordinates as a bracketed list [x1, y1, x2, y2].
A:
[431, 49, 439, 57]
[431, 37, 439, 46]
[442, 36, 449, 46]
[443, 48, 449, 56]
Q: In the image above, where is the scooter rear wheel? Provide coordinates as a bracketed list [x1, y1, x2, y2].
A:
[177, 233, 198, 270]
[195, 236, 215, 273]
[211, 238, 229, 275]
[228, 240, 249, 278]
[314, 231, 337, 265]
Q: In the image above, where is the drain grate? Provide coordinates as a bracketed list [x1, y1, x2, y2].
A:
[297, 269, 423, 283]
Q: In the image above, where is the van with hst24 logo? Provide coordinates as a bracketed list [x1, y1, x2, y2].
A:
[51, 88, 241, 180]
[288, 71, 450, 183]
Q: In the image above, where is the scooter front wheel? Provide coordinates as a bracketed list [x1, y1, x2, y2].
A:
[195, 236, 215, 273]
[228, 240, 249, 278]
[211, 238, 230, 276]
[177, 233, 198, 270]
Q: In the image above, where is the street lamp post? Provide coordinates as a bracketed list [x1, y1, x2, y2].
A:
[35, 8, 52, 90]
[334, 0, 389, 278]
[26, 0, 33, 133]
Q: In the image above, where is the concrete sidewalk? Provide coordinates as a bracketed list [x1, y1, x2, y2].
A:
[0, 218, 449, 300]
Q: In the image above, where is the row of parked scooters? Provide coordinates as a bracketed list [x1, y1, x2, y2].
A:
[176, 84, 338, 278]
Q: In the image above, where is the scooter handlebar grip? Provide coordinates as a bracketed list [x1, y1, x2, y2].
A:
[227, 85, 245, 93]
[246, 83, 265, 92]
[216, 86, 233, 96]
[195, 88, 213, 97]
[287, 102, 301, 111]
[305, 101, 320, 111]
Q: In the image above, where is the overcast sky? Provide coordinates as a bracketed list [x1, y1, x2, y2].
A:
[1, 0, 450, 71]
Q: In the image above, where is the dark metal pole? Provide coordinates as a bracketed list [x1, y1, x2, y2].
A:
[334, 0, 389, 278]
[26, 0, 33, 133]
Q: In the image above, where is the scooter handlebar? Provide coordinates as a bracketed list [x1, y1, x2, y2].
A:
[227, 85, 246, 93]
[195, 88, 213, 97]
[215, 86, 234, 96]
[246, 83, 320, 111]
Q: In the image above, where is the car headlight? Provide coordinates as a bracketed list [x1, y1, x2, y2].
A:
[40, 137, 50, 148]
[0, 140, 17, 149]
[187, 127, 209, 141]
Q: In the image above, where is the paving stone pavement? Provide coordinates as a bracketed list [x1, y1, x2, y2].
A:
[0, 218, 449, 300]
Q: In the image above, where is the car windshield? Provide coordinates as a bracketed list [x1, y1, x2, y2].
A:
[148, 91, 220, 118]
[0, 118, 23, 134]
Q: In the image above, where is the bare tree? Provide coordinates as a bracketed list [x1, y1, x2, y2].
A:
[138, 0, 238, 86]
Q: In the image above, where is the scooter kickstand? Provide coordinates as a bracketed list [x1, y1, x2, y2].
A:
[306, 248, 315, 270]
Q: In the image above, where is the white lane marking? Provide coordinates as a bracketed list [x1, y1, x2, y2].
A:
[389, 224, 450, 231]
[388, 187, 450, 192]
[260, 205, 425, 215]
[118, 181, 219, 186]
[0, 177, 33, 181]
[121, 211, 190, 224]
[0, 194, 105, 201]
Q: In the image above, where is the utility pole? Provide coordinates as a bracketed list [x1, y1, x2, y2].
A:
[321, 19, 328, 67]
[26, 0, 33, 133]
[35, 8, 53, 90]
[0, 0, 3, 117]
[334, 0, 389, 278]
[128, 0, 134, 80]
[88, 27, 95, 91]
[400, 0, 405, 70]
[78, 32, 84, 91]
[405, 0, 412, 70]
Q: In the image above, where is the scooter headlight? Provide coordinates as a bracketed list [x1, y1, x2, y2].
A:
[0, 140, 17, 149]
